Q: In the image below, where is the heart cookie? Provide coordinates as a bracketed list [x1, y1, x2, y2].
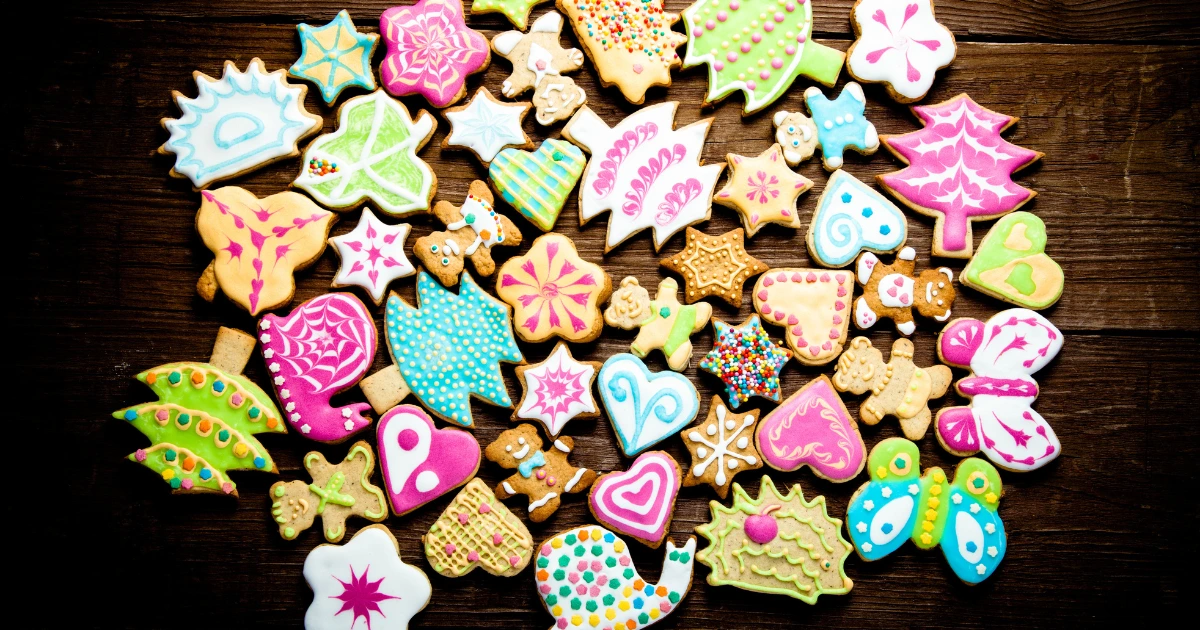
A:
[754, 376, 866, 483]
[489, 138, 586, 232]
[598, 354, 699, 456]
[588, 451, 682, 548]
[376, 405, 481, 517]
[752, 269, 855, 365]
[961, 211, 1064, 309]
[424, 478, 534, 577]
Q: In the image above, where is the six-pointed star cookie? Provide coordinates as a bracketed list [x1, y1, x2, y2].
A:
[699, 315, 792, 408]
[328, 208, 415, 305]
[681, 396, 763, 499]
[660, 227, 767, 307]
[442, 87, 534, 164]
[714, 144, 813, 237]
[513, 342, 602, 438]
[288, 10, 379, 104]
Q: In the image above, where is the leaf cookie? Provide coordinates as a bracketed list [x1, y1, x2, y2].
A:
[488, 139, 587, 232]
[492, 11, 587, 126]
[513, 342, 602, 438]
[269, 441, 388, 542]
[714, 144, 812, 237]
[379, 0, 490, 108]
[604, 277, 712, 372]
[752, 268, 854, 365]
[288, 10, 379, 104]
[659, 227, 767, 307]
[961, 211, 1064, 309]
[424, 478, 534, 578]
[414, 180, 523, 287]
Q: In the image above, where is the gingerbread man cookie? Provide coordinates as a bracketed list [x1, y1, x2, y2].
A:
[414, 180, 523, 286]
[832, 337, 952, 440]
[269, 441, 388, 543]
[485, 424, 597, 522]
[604, 277, 712, 372]
[854, 246, 955, 336]
[492, 11, 587, 126]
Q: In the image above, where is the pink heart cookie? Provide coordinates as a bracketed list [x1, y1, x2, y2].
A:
[377, 405, 481, 516]
[754, 376, 866, 482]
[752, 268, 854, 365]
[588, 451, 681, 548]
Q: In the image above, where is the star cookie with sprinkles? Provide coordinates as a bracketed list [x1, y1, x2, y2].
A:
[289, 10, 379, 104]
[442, 87, 534, 164]
[682, 397, 763, 498]
[714, 144, 813, 237]
[660, 227, 768, 307]
[699, 315, 792, 408]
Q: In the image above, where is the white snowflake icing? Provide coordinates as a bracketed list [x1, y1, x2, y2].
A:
[686, 402, 757, 488]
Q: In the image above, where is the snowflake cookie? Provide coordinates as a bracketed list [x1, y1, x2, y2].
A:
[328, 208, 415, 305]
[513, 342, 602, 438]
[682, 397, 763, 498]
[659, 227, 767, 307]
[288, 10, 379, 104]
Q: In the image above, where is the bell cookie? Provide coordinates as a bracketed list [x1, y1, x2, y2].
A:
[288, 10, 378, 105]
[854, 246, 955, 335]
[961, 211, 1064, 309]
[847, 0, 956, 103]
[699, 316, 791, 408]
[269, 441, 388, 543]
[414, 180, 523, 287]
[513, 342, 602, 438]
[605, 277, 712, 372]
[489, 138, 586, 232]
[589, 451, 682, 548]
[803, 82, 880, 171]
[714, 144, 812, 237]
[598, 353, 700, 456]
[755, 375, 867, 483]
[772, 110, 820, 167]
[424, 478, 534, 578]
[752, 268, 854, 365]
[486, 424, 597, 522]
[327, 208, 415, 306]
[659, 227, 767, 306]
[492, 11, 587, 126]
[832, 337, 953, 440]
[496, 233, 611, 343]
[807, 170, 907, 268]
[379, 0, 490, 108]
[377, 405, 481, 517]
[442, 87, 534, 164]
[681, 397, 762, 499]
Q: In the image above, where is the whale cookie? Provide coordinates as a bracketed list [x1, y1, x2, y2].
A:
[414, 180, 523, 287]
[486, 424, 597, 522]
[269, 441, 388, 542]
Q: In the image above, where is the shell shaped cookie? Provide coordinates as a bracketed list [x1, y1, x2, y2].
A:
[846, 0, 956, 103]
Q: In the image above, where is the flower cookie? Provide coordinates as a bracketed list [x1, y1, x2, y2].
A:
[424, 478, 534, 578]
[681, 0, 845, 115]
[598, 354, 700, 456]
[160, 58, 322, 190]
[303, 525, 431, 630]
[699, 316, 791, 409]
[513, 342, 602, 438]
[535, 526, 696, 630]
[752, 268, 854, 365]
[772, 110, 820, 167]
[807, 170, 907, 268]
[376, 405, 481, 517]
[496, 233, 611, 343]
[832, 337, 953, 440]
[847, 0, 956, 103]
[604, 277, 713, 372]
[714, 144, 813, 237]
[194, 188, 335, 316]
[696, 476, 854, 603]
[878, 93, 1043, 258]
[379, 0, 490, 108]
[485, 424, 597, 522]
[589, 451, 682, 548]
[293, 90, 436, 217]
[489, 139, 587, 232]
[681, 397, 762, 499]
[961, 211, 1064, 309]
[557, 0, 687, 104]
[414, 180, 523, 287]
[492, 11, 587, 126]
[259, 293, 376, 443]
[755, 375, 867, 482]
[473, 0, 551, 30]
[328, 208, 415, 305]
[288, 10, 378, 104]
[659, 227, 767, 307]
[112, 327, 285, 496]
[563, 103, 724, 252]
[854, 246, 955, 335]
[442, 87, 534, 164]
[847, 438, 1007, 584]
[803, 82, 880, 170]
[269, 441, 388, 543]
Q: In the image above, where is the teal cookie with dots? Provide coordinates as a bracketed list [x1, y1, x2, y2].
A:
[803, 82, 880, 171]
[384, 271, 523, 427]
[288, 10, 379, 104]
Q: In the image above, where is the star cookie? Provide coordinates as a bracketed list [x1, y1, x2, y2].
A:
[288, 10, 379, 104]
[681, 397, 763, 499]
[513, 342, 602, 438]
[442, 87, 534, 164]
[328, 208, 415, 305]
[714, 144, 813, 237]
[660, 227, 767, 307]
[699, 316, 791, 408]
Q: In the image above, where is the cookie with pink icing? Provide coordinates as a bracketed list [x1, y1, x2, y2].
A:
[588, 451, 682, 548]
[847, 0, 957, 103]
[752, 268, 854, 366]
[379, 0, 491, 108]
[376, 405, 481, 517]
[259, 293, 376, 444]
[754, 375, 867, 482]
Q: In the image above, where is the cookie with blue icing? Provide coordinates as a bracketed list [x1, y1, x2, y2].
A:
[288, 10, 379, 104]
[597, 353, 700, 456]
[803, 82, 879, 171]
[489, 138, 585, 232]
[807, 170, 907, 268]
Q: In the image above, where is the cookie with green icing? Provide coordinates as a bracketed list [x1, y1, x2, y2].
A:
[270, 441, 388, 542]
[488, 139, 585, 232]
[961, 211, 1064, 309]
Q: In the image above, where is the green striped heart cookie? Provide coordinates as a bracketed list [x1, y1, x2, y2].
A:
[489, 139, 585, 231]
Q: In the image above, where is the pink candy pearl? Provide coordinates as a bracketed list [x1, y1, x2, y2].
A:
[717, 10, 727, 21]
[786, 44, 797, 55]
[727, 52, 739, 62]
[772, 58, 784, 69]
[774, 12, 785, 22]
[730, 0, 740, 9]
[764, 23, 774, 32]
[786, 2, 796, 11]
[759, 70, 771, 80]
[797, 34, 807, 43]
[751, 33, 762, 43]
[693, 27, 702, 37]
[740, 42, 751, 53]
[714, 61, 725, 71]
[747, 80, 758, 90]
[706, 20, 716, 30]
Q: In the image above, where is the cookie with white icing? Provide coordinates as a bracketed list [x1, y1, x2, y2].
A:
[485, 424, 597, 522]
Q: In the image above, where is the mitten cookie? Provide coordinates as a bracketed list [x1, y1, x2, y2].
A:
[604, 277, 712, 372]
[414, 180, 523, 286]
[485, 424, 596, 522]
[832, 337, 952, 440]
[854, 246, 955, 335]
[269, 441, 388, 542]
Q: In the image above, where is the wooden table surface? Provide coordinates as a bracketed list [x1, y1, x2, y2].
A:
[18, 1, 1199, 627]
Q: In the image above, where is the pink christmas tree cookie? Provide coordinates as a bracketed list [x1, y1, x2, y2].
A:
[379, 0, 491, 108]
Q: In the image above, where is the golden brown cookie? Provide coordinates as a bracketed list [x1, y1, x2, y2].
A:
[682, 397, 762, 499]
[660, 227, 767, 307]
[832, 337, 953, 440]
[485, 424, 597, 522]
[853, 246, 955, 336]
[413, 180, 523, 286]
[269, 441, 388, 543]
[423, 478, 534, 578]
[491, 11, 587, 125]
[714, 144, 813, 237]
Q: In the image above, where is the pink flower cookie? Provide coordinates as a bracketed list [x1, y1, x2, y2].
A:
[752, 268, 854, 365]
[496, 233, 612, 343]
[376, 405, 481, 517]
[847, 0, 957, 103]
[379, 0, 491, 108]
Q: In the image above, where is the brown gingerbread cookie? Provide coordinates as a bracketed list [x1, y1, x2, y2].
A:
[832, 337, 952, 440]
[269, 440, 388, 543]
[485, 424, 597, 522]
[681, 397, 762, 499]
[854, 246, 955, 336]
[414, 180, 523, 286]
[491, 11, 587, 125]
[660, 227, 767, 307]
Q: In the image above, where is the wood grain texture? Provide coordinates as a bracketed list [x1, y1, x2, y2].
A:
[13, 3, 1199, 627]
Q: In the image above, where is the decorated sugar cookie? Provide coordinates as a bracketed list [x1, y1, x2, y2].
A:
[473, 0, 551, 30]
[847, 0, 956, 103]
[442, 87, 534, 164]
[513, 342, 602, 438]
[714, 144, 813, 237]
[598, 354, 700, 456]
[488, 138, 587, 232]
[961, 211, 1064, 309]
[293, 90, 436, 217]
[807, 170, 907, 268]
[833, 337, 953, 440]
[269, 441, 388, 542]
[696, 476, 854, 602]
[659, 227, 767, 307]
[492, 11, 587, 126]
[563, 103, 724, 251]
[424, 478, 534, 578]
[879, 93, 1043, 258]
[557, 0, 687, 104]
[376, 405, 481, 517]
[681, 397, 762, 499]
[195, 188, 335, 315]
[681, 0, 845, 114]
[414, 180, 523, 287]
[328, 208, 415, 305]
[288, 10, 379, 104]
[847, 438, 1007, 584]
[699, 316, 791, 409]
[486, 424, 597, 522]
[112, 327, 285, 496]
[496, 233, 611, 343]
[303, 525, 431, 630]
[804, 82, 880, 170]
[259, 293, 376, 443]
[752, 268, 855, 365]
[589, 451, 682, 548]
[772, 110, 820, 166]
[936, 309, 1063, 472]
[535, 526, 696, 630]
[604, 277, 713, 372]
[379, 0, 490, 108]
[854, 246, 955, 335]
[755, 375, 866, 482]
[160, 58, 322, 190]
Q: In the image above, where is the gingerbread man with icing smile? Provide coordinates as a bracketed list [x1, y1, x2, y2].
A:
[485, 424, 596, 522]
